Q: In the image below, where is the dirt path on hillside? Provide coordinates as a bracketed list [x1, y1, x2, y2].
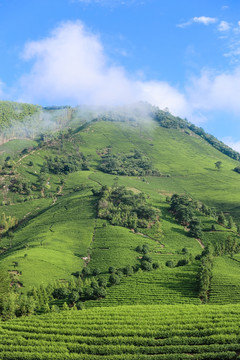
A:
[196, 238, 205, 249]
[16, 149, 36, 164]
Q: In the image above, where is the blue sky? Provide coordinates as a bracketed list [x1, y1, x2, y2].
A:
[1, 0, 240, 149]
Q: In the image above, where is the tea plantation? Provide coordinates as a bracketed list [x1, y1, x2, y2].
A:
[1, 103, 240, 359]
[1, 304, 240, 359]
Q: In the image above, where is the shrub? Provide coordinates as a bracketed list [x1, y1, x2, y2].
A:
[84, 287, 94, 300]
[98, 278, 107, 287]
[141, 255, 152, 263]
[82, 267, 91, 277]
[166, 260, 174, 268]
[132, 264, 140, 273]
[94, 287, 107, 298]
[92, 268, 100, 276]
[142, 244, 149, 254]
[76, 301, 84, 310]
[90, 279, 99, 289]
[176, 259, 189, 267]
[52, 287, 69, 299]
[135, 245, 143, 253]
[141, 261, 152, 271]
[109, 274, 120, 285]
[68, 291, 80, 304]
[108, 266, 116, 274]
[122, 265, 133, 276]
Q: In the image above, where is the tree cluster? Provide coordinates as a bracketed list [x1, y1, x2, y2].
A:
[41, 153, 89, 175]
[98, 149, 160, 177]
[214, 236, 239, 257]
[0, 272, 109, 320]
[165, 248, 194, 268]
[52, 276, 107, 305]
[197, 246, 213, 303]
[169, 194, 203, 238]
[9, 177, 31, 195]
[94, 186, 160, 229]
[0, 212, 18, 235]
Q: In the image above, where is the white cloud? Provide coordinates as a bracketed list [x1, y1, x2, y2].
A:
[178, 16, 217, 28]
[193, 16, 218, 25]
[16, 20, 240, 128]
[218, 20, 231, 32]
[19, 21, 188, 116]
[186, 68, 240, 114]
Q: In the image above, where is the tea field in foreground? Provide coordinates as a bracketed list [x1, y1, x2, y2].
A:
[1, 304, 240, 359]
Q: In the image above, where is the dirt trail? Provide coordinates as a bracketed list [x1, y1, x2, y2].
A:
[196, 238, 205, 249]
[16, 149, 36, 164]
[133, 230, 164, 246]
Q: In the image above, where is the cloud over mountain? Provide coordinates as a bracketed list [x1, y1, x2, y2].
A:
[19, 21, 188, 116]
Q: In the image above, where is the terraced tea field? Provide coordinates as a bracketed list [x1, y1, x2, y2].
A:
[1, 304, 240, 359]
[86, 264, 200, 307]
[0, 191, 97, 289]
[210, 256, 240, 304]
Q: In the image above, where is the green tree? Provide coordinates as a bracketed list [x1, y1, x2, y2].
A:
[98, 278, 107, 288]
[94, 287, 106, 298]
[141, 261, 152, 271]
[42, 303, 50, 313]
[188, 218, 203, 239]
[122, 265, 133, 276]
[211, 224, 216, 231]
[108, 266, 116, 274]
[215, 161, 222, 170]
[68, 291, 80, 304]
[218, 212, 226, 226]
[227, 216, 234, 229]
[237, 224, 240, 234]
[82, 267, 91, 277]
[62, 302, 69, 311]
[0, 270, 10, 309]
[109, 274, 120, 285]
[166, 260, 174, 268]
[92, 268, 100, 276]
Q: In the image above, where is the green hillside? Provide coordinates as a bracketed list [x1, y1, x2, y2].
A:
[0, 106, 239, 291]
[1, 103, 240, 360]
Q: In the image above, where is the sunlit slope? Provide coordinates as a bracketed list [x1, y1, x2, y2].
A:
[77, 119, 240, 217]
[209, 256, 240, 304]
[2, 304, 240, 359]
[0, 189, 96, 289]
[1, 115, 240, 299]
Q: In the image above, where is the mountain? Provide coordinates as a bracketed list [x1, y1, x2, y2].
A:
[1, 101, 240, 358]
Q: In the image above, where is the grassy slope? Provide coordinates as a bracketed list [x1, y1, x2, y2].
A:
[1, 117, 240, 302]
[73, 119, 240, 306]
[0, 188, 96, 289]
[210, 256, 240, 304]
[78, 120, 240, 217]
